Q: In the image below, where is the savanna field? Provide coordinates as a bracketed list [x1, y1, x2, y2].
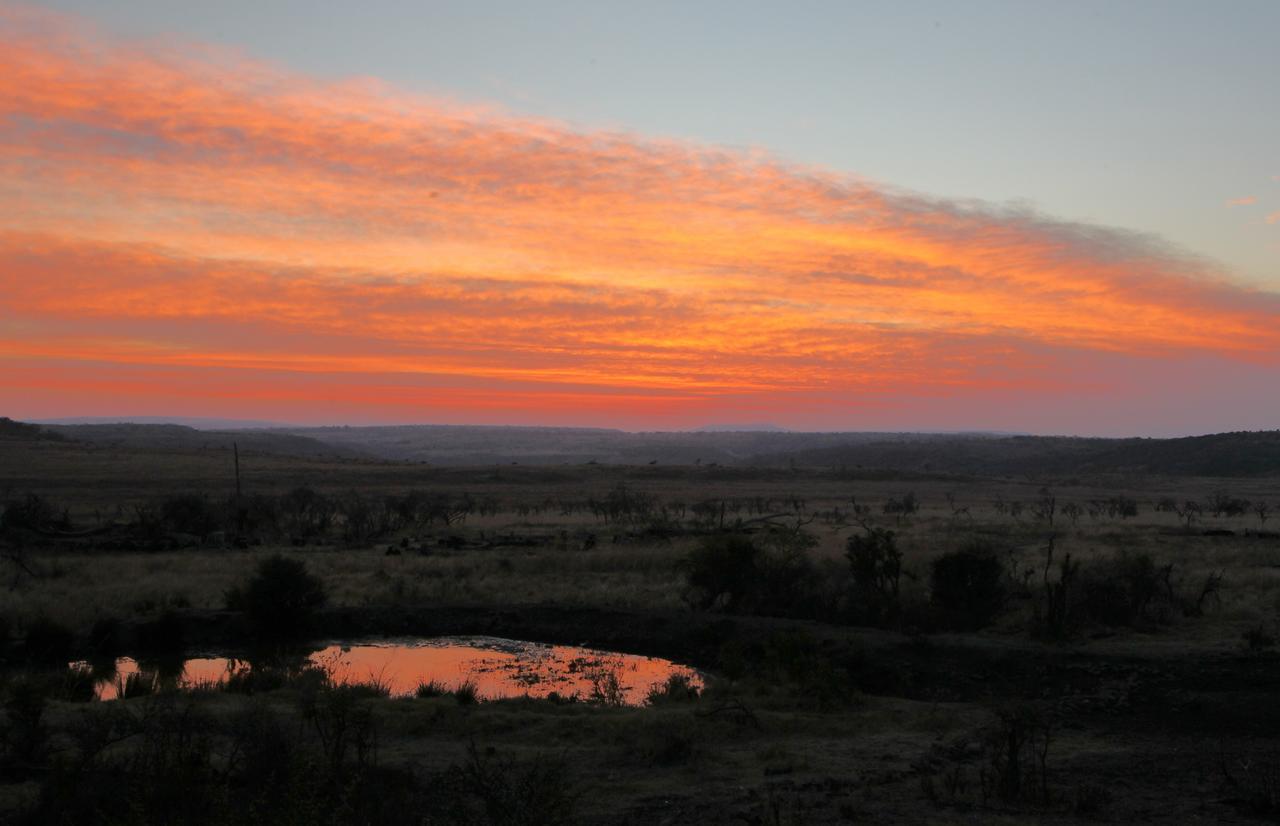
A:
[3, 422, 1280, 824]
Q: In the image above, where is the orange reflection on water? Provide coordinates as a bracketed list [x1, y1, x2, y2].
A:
[77, 637, 702, 706]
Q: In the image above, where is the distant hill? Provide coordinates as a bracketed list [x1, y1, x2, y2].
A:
[694, 423, 790, 433]
[39, 423, 363, 460]
[10, 418, 1279, 477]
[270, 426, 944, 466]
[753, 431, 1280, 478]
[36, 416, 289, 430]
[0, 416, 64, 441]
[272, 425, 1280, 476]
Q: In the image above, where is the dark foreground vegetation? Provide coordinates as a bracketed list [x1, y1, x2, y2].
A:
[2, 422, 1280, 823]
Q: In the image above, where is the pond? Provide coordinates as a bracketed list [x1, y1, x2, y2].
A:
[70, 636, 702, 706]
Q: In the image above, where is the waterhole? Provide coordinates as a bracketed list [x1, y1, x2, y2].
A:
[71, 636, 702, 706]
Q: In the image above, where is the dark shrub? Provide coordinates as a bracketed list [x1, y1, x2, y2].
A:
[159, 494, 222, 536]
[682, 534, 761, 612]
[1, 493, 68, 532]
[646, 673, 701, 705]
[1076, 551, 1173, 628]
[845, 526, 902, 625]
[136, 611, 186, 654]
[981, 703, 1054, 805]
[1, 677, 49, 764]
[930, 542, 1006, 630]
[632, 714, 698, 765]
[280, 486, 335, 540]
[234, 493, 283, 538]
[767, 631, 851, 709]
[87, 616, 123, 661]
[19, 617, 74, 665]
[449, 742, 578, 825]
[226, 555, 327, 639]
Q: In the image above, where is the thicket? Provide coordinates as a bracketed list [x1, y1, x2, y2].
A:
[225, 555, 328, 640]
[1, 680, 577, 825]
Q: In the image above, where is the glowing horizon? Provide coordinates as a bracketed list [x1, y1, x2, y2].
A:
[2, 6, 1278, 436]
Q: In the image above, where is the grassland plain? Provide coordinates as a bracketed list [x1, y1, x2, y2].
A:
[2, 432, 1280, 823]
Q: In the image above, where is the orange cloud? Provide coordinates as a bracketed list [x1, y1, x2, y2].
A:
[1, 6, 1278, 431]
[1225, 196, 1257, 207]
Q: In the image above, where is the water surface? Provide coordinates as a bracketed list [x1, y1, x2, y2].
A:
[74, 636, 701, 706]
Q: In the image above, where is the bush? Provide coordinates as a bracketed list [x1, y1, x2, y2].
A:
[681, 533, 822, 618]
[1, 493, 68, 532]
[646, 673, 700, 705]
[0, 677, 50, 765]
[19, 617, 75, 666]
[448, 742, 578, 824]
[682, 534, 762, 612]
[631, 714, 698, 765]
[981, 704, 1054, 805]
[159, 494, 223, 536]
[1075, 551, 1174, 628]
[930, 542, 1006, 630]
[845, 526, 902, 625]
[226, 555, 327, 640]
[87, 616, 123, 662]
[136, 611, 186, 654]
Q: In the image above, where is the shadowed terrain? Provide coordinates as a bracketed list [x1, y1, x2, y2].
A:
[2, 418, 1279, 823]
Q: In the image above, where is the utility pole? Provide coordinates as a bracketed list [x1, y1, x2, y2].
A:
[234, 441, 245, 540]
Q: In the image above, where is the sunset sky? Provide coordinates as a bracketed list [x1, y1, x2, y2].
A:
[2, 1, 1278, 434]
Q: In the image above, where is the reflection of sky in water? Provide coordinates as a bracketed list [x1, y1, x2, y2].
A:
[72, 636, 701, 705]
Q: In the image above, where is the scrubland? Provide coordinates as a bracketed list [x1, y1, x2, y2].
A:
[2, 435, 1280, 823]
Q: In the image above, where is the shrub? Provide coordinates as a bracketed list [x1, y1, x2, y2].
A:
[1, 493, 69, 532]
[682, 534, 761, 612]
[280, 486, 336, 540]
[930, 542, 1006, 630]
[753, 536, 823, 618]
[588, 664, 626, 707]
[1075, 551, 1174, 628]
[19, 617, 75, 665]
[159, 494, 223, 536]
[845, 526, 902, 625]
[448, 742, 578, 825]
[647, 673, 700, 705]
[87, 616, 123, 661]
[226, 555, 327, 640]
[681, 533, 823, 619]
[631, 715, 698, 765]
[980, 704, 1054, 805]
[136, 610, 186, 654]
[1244, 624, 1276, 652]
[0, 677, 50, 765]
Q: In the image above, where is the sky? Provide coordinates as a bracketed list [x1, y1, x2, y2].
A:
[0, 1, 1277, 435]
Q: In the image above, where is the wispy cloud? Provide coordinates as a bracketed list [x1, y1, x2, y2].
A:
[1225, 196, 1257, 207]
[1, 5, 1277, 431]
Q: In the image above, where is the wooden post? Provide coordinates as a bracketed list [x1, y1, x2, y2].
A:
[234, 442, 242, 499]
